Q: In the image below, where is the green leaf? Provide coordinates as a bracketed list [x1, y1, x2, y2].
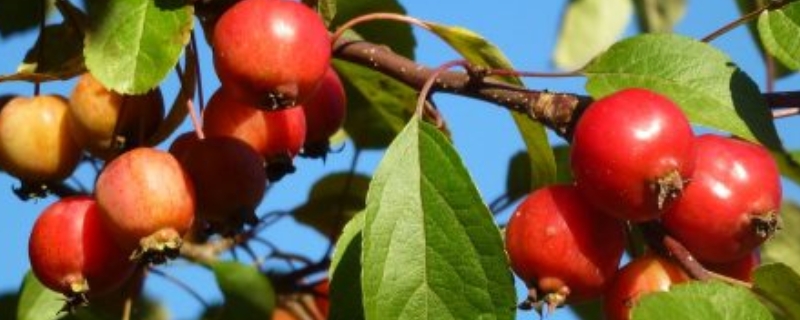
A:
[0, 0, 54, 38]
[17, 22, 84, 79]
[330, 0, 414, 59]
[736, 0, 795, 78]
[501, 146, 571, 212]
[0, 292, 19, 320]
[633, 0, 686, 33]
[17, 271, 66, 320]
[632, 281, 773, 320]
[758, 2, 800, 70]
[773, 150, 800, 187]
[553, 0, 633, 70]
[361, 117, 516, 319]
[754, 263, 800, 319]
[570, 299, 603, 320]
[426, 23, 556, 191]
[317, 0, 337, 25]
[762, 202, 800, 273]
[293, 172, 370, 239]
[329, 212, 365, 320]
[584, 33, 782, 151]
[146, 41, 196, 146]
[84, 0, 193, 94]
[211, 261, 276, 320]
[334, 59, 416, 150]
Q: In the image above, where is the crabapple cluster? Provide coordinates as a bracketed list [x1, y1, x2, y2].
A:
[7, 0, 347, 309]
[505, 88, 781, 319]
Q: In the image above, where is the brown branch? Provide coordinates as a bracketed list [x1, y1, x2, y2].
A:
[332, 39, 800, 138]
[638, 221, 711, 281]
[332, 39, 592, 139]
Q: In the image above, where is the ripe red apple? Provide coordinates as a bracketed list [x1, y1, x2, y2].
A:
[212, 0, 331, 107]
[505, 185, 626, 308]
[203, 88, 306, 180]
[95, 147, 195, 263]
[29, 196, 135, 298]
[170, 133, 267, 233]
[68, 73, 164, 160]
[301, 67, 347, 158]
[571, 88, 695, 222]
[0, 95, 82, 184]
[663, 134, 781, 263]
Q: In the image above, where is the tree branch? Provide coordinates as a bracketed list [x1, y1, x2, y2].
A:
[332, 39, 800, 139]
[332, 39, 592, 139]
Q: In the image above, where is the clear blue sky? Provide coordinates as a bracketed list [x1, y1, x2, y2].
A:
[1, 1, 798, 319]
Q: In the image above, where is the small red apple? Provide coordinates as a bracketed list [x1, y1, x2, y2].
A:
[212, 0, 331, 108]
[95, 147, 195, 263]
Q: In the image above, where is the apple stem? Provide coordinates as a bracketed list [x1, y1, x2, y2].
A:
[415, 60, 466, 124]
[639, 221, 711, 281]
[187, 99, 205, 140]
[330, 12, 430, 47]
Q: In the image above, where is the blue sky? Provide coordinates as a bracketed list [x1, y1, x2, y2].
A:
[1, 1, 799, 319]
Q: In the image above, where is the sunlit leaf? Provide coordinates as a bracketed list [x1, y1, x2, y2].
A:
[17, 271, 66, 320]
[84, 0, 193, 94]
[427, 23, 556, 192]
[762, 202, 800, 273]
[212, 261, 275, 320]
[553, 0, 633, 70]
[758, 2, 800, 70]
[633, 0, 686, 33]
[753, 263, 800, 319]
[585, 33, 782, 151]
[736, 0, 795, 78]
[632, 281, 773, 319]
[361, 117, 516, 319]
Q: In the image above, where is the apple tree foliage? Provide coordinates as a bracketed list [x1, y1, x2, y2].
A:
[1, 0, 800, 319]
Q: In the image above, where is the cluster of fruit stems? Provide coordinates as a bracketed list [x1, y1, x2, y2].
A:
[330, 37, 794, 288]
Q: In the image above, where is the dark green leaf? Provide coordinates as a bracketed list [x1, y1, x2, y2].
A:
[0, 292, 19, 320]
[427, 23, 556, 191]
[17, 22, 84, 80]
[293, 172, 370, 239]
[632, 281, 773, 320]
[17, 271, 66, 320]
[63, 295, 169, 320]
[502, 146, 571, 211]
[84, 0, 193, 94]
[328, 212, 365, 320]
[633, 0, 686, 33]
[145, 42, 197, 146]
[754, 263, 800, 319]
[334, 59, 416, 150]
[553, 0, 633, 70]
[762, 202, 800, 273]
[569, 299, 603, 320]
[0, 0, 53, 38]
[584, 33, 782, 150]
[736, 0, 795, 78]
[361, 117, 516, 319]
[758, 2, 800, 70]
[212, 261, 276, 320]
[330, 0, 414, 59]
